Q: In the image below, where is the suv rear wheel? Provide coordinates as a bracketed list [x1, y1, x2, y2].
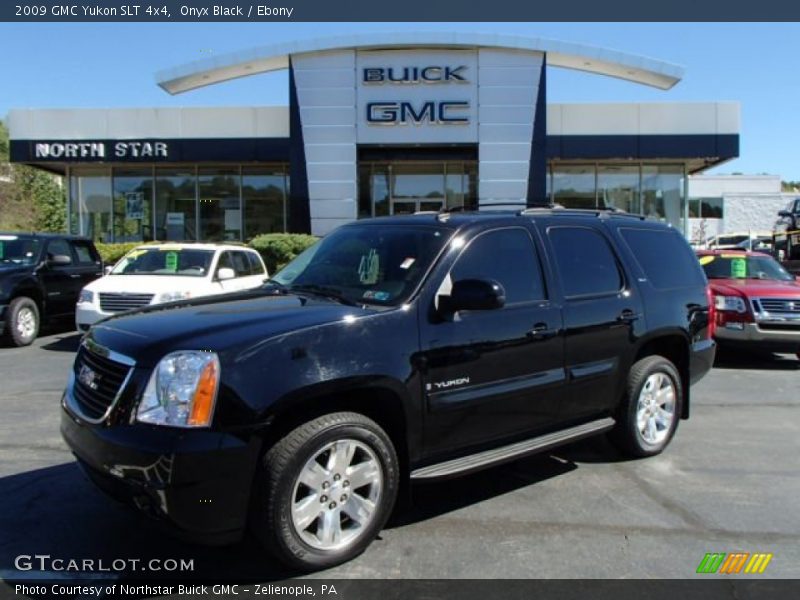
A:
[4, 297, 40, 347]
[610, 355, 682, 458]
[251, 411, 399, 570]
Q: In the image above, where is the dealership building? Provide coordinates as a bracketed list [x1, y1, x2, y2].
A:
[7, 33, 740, 242]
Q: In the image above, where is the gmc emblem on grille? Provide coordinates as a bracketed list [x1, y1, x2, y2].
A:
[78, 365, 99, 390]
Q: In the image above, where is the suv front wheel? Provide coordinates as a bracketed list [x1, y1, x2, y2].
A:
[610, 355, 683, 458]
[251, 411, 399, 570]
[4, 297, 40, 347]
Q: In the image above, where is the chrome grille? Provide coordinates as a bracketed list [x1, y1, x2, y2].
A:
[72, 344, 131, 420]
[754, 298, 800, 314]
[99, 292, 154, 313]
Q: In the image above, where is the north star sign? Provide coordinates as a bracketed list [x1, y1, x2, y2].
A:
[34, 141, 169, 159]
[362, 65, 471, 126]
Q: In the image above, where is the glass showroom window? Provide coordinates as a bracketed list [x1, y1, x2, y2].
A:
[445, 162, 478, 211]
[199, 167, 241, 242]
[552, 165, 596, 208]
[642, 165, 685, 232]
[357, 163, 390, 218]
[113, 168, 154, 242]
[69, 167, 112, 242]
[242, 166, 288, 239]
[597, 165, 640, 213]
[155, 168, 197, 242]
[391, 163, 445, 214]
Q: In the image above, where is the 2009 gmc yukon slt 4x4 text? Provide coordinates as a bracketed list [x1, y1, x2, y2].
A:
[61, 209, 715, 570]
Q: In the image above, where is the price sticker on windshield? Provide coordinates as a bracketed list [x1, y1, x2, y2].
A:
[165, 251, 179, 272]
[731, 257, 747, 278]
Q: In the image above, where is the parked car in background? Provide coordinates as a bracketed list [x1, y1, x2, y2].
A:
[76, 243, 268, 331]
[698, 249, 800, 358]
[0, 233, 103, 346]
[703, 231, 773, 251]
[734, 236, 774, 254]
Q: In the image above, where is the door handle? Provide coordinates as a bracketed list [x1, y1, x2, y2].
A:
[617, 309, 640, 323]
[527, 322, 558, 339]
[69, 274, 81, 279]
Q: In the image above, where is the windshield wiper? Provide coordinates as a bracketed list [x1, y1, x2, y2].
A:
[288, 284, 359, 306]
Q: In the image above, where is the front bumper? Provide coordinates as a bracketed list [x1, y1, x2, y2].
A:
[715, 321, 800, 353]
[75, 304, 108, 330]
[60, 388, 263, 545]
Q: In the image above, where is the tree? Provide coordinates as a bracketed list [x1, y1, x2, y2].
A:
[0, 119, 66, 232]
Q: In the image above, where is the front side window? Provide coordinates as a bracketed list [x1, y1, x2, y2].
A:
[272, 225, 451, 306]
[548, 226, 623, 298]
[450, 228, 546, 304]
[231, 251, 252, 277]
[47, 239, 72, 262]
[110, 248, 214, 277]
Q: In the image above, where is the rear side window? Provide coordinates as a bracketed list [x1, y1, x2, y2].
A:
[620, 228, 706, 289]
[451, 228, 546, 304]
[231, 251, 252, 277]
[548, 226, 623, 298]
[247, 252, 266, 275]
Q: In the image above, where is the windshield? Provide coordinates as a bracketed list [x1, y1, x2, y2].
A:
[271, 224, 451, 306]
[0, 236, 41, 266]
[700, 254, 794, 282]
[111, 247, 215, 277]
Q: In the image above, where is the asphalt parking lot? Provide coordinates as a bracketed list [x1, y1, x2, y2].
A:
[0, 327, 798, 583]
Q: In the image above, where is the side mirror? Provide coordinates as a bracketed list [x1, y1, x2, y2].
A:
[778, 210, 792, 218]
[217, 267, 235, 281]
[48, 254, 72, 266]
[440, 279, 506, 313]
[104, 265, 113, 275]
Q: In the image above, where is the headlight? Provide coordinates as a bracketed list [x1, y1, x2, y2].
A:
[136, 351, 220, 428]
[78, 289, 94, 304]
[714, 295, 747, 313]
[157, 291, 192, 303]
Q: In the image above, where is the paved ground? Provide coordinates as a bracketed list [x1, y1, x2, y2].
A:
[0, 326, 798, 583]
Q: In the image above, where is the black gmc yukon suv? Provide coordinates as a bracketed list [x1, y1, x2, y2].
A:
[61, 209, 715, 570]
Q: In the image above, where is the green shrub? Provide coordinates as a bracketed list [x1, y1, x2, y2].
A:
[95, 241, 160, 265]
[248, 233, 318, 274]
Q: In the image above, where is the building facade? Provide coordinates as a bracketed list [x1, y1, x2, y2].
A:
[8, 33, 740, 242]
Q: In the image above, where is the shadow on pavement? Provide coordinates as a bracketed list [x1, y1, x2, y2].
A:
[0, 444, 608, 581]
[40, 333, 82, 353]
[0, 462, 296, 582]
[713, 347, 800, 371]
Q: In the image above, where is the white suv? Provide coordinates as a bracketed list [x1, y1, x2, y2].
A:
[76, 243, 268, 331]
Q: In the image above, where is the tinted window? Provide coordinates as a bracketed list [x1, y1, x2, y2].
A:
[621, 228, 706, 289]
[548, 227, 622, 297]
[72, 241, 97, 264]
[216, 252, 233, 274]
[47, 239, 72, 262]
[231, 251, 252, 277]
[451, 228, 545, 304]
[247, 252, 266, 275]
[0, 236, 40, 266]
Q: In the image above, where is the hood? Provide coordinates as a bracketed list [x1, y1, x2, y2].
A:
[708, 278, 800, 298]
[85, 274, 211, 295]
[88, 292, 374, 366]
[0, 263, 30, 277]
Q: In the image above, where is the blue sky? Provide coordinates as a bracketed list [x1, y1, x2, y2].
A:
[1, 22, 799, 179]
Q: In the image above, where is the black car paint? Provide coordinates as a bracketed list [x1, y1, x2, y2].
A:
[61, 212, 715, 542]
[0, 234, 102, 334]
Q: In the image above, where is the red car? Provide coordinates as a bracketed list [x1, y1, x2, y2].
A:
[697, 250, 800, 358]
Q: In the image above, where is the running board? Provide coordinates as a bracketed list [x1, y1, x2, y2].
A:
[410, 417, 616, 481]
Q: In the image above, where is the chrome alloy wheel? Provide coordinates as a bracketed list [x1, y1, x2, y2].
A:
[636, 372, 676, 445]
[16, 307, 36, 340]
[290, 439, 383, 551]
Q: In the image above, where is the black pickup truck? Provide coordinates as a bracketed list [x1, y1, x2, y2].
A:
[0, 233, 103, 346]
[60, 209, 715, 570]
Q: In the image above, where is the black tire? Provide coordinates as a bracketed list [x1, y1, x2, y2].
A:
[3, 297, 40, 347]
[609, 355, 683, 458]
[250, 411, 399, 571]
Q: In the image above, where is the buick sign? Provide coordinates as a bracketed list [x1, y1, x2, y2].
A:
[363, 65, 469, 84]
